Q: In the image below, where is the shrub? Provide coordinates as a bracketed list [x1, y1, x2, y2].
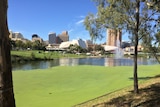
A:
[30, 52, 35, 59]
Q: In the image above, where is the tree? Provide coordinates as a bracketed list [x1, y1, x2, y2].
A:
[154, 32, 160, 48]
[32, 40, 40, 50]
[141, 31, 160, 63]
[84, 14, 104, 43]
[68, 44, 84, 53]
[84, 0, 160, 94]
[31, 40, 46, 50]
[95, 44, 105, 54]
[15, 40, 24, 50]
[84, 13, 104, 51]
[0, 0, 16, 106]
[24, 40, 32, 49]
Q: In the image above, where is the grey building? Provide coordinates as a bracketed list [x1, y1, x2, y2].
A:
[56, 31, 69, 44]
[48, 32, 56, 44]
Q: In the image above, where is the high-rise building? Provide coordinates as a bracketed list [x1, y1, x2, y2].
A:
[56, 31, 69, 44]
[48, 32, 56, 44]
[9, 31, 24, 41]
[107, 29, 122, 46]
[32, 34, 43, 43]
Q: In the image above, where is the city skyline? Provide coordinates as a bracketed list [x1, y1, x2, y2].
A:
[8, 0, 129, 43]
[8, 0, 96, 41]
[10, 30, 83, 42]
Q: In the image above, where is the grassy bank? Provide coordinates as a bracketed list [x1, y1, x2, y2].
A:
[13, 65, 160, 107]
[11, 50, 86, 63]
[76, 74, 160, 107]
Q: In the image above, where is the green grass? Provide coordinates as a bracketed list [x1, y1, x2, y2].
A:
[13, 65, 160, 107]
[11, 50, 86, 59]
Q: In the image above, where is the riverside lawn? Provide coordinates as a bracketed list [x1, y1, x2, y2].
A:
[11, 50, 86, 59]
[13, 65, 160, 107]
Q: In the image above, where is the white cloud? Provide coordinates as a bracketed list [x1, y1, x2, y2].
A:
[76, 15, 85, 19]
[76, 19, 84, 25]
[68, 29, 74, 33]
[79, 15, 85, 18]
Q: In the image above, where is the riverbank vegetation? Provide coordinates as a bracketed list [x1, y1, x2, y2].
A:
[11, 50, 158, 64]
[11, 50, 86, 63]
[13, 65, 160, 107]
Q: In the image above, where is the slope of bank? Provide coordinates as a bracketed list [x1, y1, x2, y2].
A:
[74, 73, 160, 107]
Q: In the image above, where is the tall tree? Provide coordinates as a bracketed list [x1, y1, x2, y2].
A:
[84, 14, 104, 43]
[84, 13, 104, 51]
[84, 0, 160, 93]
[0, 0, 16, 106]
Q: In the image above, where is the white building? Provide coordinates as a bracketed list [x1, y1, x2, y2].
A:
[103, 45, 118, 51]
[59, 39, 87, 49]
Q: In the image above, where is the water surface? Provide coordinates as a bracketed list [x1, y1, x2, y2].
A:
[12, 57, 158, 71]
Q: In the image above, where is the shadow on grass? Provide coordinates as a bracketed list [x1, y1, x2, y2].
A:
[93, 76, 160, 107]
[129, 75, 160, 80]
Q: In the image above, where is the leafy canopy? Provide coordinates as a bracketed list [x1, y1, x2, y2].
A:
[84, 0, 160, 42]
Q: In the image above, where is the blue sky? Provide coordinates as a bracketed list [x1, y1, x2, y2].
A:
[8, 0, 129, 43]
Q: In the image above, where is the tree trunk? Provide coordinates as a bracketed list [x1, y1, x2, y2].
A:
[0, 0, 16, 107]
[133, 0, 140, 94]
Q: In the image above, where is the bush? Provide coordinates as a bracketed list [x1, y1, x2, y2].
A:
[30, 52, 35, 59]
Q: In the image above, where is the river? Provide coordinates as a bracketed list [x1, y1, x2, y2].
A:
[12, 57, 158, 71]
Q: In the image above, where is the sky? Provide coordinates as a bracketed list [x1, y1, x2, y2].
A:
[8, 0, 129, 43]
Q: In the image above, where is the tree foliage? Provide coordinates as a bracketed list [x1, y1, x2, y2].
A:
[84, 0, 160, 93]
[10, 40, 46, 51]
[68, 44, 87, 53]
[84, 13, 104, 43]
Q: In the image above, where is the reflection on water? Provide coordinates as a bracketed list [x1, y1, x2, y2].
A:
[12, 57, 158, 71]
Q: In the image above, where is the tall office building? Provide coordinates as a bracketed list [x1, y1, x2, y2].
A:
[48, 32, 56, 44]
[56, 31, 69, 44]
[107, 29, 122, 46]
